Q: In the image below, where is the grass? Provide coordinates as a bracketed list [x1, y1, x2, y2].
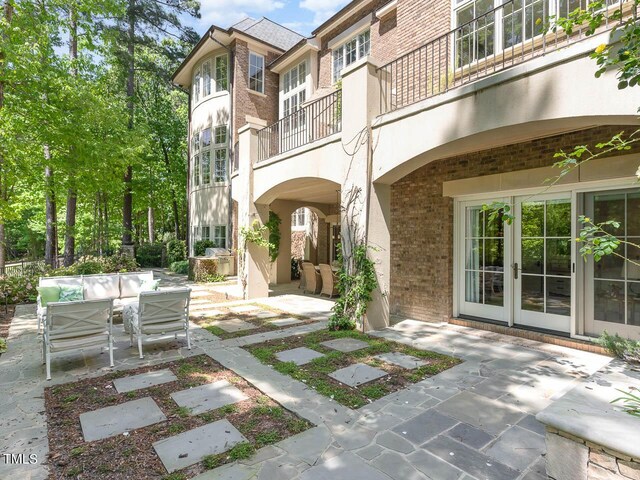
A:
[255, 431, 282, 447]
[202, 454, 219, 469]
[175, 406, 191, 418]
[246, 329, 460, 409]
[228, 443, 256, 460]
[204, 325, 226, 337]
[62, 394, 80, 403]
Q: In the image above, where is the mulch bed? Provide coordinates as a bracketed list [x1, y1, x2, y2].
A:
[0, 304, 15, 339]
[246, 330, 462, 409]
[45, 355, 312, 480]
[191, 303, 318, 340]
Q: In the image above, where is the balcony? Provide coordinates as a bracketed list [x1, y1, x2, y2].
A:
[377, 0, 637, 114]
[257, 90, 342, 162]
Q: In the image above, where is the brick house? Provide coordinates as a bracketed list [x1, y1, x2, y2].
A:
[174, 0, 640, 341]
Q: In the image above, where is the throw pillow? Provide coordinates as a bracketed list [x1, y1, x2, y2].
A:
[36, 286, 61, 306]
[139, 279, 160, 292]
[58, 285, 84, 302]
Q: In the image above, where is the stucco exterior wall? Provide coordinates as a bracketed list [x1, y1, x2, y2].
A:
[389, 125, 637, 323]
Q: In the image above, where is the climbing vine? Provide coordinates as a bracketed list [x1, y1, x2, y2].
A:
[328, 186, 379, 331]
[265, 211, 281, 263]
[238, 220, 273, 298]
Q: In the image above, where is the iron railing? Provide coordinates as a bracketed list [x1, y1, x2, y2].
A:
[0, 259, 46, 277]
[257, 90, 342, 162]
[378, 0, 636, 113]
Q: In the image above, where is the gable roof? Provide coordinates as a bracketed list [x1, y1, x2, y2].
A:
[232, 17, 304, 51]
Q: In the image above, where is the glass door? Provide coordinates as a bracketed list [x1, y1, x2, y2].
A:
[584, 190, 640, 339]
[514, 195, 572, 332]
[458, 202, 510, 322]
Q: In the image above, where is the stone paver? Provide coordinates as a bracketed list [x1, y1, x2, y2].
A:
[255, 311, 279, 319]
[406, 450, 463, 480]
[170, 379, 248, 415]
[484, 425, 545, 471]
[299, 452, 393, 480]
[435, 390, 526, 435]
[153, 419, 247, 472]
[374, 352, 427, 370]
[80, 397, 166, 442]
[424, 435, 520, 480]
[213, 318, 258, 332]
[191, 309, 225, 318]
[329, 363, 388, 387]
[392, 409, 457, 445]
[446, 422, 494, 449]
[321, 338, 369, 352]
[113, 368, 177, 393]
[268, 317, 304, 327]
[229, 305, 260, 314]
[275, 347, 324, 366]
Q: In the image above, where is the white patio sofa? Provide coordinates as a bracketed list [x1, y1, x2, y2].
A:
[37, 272, 154, 332]
[123, 288, 191, 359]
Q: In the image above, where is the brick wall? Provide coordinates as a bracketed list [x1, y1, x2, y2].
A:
[232, 39, 280, 140]
[390, 125, 637, 322]
[395, 0, 451, 56]
[291, 231, 306, 259]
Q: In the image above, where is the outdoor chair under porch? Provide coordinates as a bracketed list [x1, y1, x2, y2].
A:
[42, 298, 114, 381]
[319, 264, 339, 298]
[123, 288, 191, 359]
[302, 262, 322, 294]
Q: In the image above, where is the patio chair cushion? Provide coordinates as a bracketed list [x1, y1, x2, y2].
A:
[49, 332, 109, 352]
[37, 286, 60, 306]
[140, 279, 160, 293]
[83, 275, 120, 301]
[119, 273, 154, 298]
[59, 285, 84, 302]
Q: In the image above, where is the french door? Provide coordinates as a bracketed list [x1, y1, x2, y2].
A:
[458, 194, 573, 333]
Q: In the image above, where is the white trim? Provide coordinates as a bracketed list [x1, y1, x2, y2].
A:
[376, 0, 397, 19]
[327, 14, 373, 50]
[248, 51, 265, 94]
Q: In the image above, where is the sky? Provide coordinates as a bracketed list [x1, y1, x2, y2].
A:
[181, 0, 352, 38]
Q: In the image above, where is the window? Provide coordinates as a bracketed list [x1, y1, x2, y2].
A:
[194, 68, 201, 102]
[214, 126, 228, 183]
[201, 151, 211, 184]
[203, 61, 212, 97]
[249, 52, 265, 93]
[201, 226, 211, 241]
[214, 225, 227, 248]
[455, 0, 495, 67]
[215, 55, 228, 92]
[332, 30, 370, 83]
[282, 61, 308, 132]
[194, 154, 200, 187]
[202, 127, 211, 148]
[292, 208, 306, 227]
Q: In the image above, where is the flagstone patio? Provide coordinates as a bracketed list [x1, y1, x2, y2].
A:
[0, 273, 619, 480]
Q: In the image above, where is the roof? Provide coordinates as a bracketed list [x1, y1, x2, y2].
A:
[232, 17, 304, 52]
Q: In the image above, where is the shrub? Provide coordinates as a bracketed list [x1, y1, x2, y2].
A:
[167, 239, 187, 264]
[597, 331, 640, 363]
[194, 240, 215, 256]
[102, 253, 139, 273]
[135, 243, 164, 268]
[170, 260, 189, 275]
[74, 260, 103, 275]
[0, 274, 39, 304]
[189, 258, 225, 282]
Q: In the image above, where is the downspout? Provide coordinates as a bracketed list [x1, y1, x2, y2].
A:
[172, 83, 192, 255]
[209, 31, 234, 252]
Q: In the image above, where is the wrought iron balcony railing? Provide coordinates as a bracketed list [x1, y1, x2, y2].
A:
[378, 0, 637, 113]
[257, 90, 342, 162]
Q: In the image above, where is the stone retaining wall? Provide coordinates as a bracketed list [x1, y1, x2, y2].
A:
[546, 427, 640, 480]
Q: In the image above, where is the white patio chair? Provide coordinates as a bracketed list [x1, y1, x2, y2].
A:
[125, 288, 191, 359]
[42, 298, 114, 381]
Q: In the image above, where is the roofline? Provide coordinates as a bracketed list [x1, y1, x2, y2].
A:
[268, 37, 308, 68]
[311, 0, 369, 36]
[172, 25, 216, 83]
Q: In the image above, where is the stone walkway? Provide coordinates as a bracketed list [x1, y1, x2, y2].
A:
[0, 275, 613, 480]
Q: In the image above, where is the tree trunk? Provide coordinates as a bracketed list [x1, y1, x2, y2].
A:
[103, 192, 109, 254]
[122, 0, 135, 246]
[63, 6, 78, 267]
[64, 188, 77, 266]
[44, 161, 57, 268]
[160, 141, 181, 239]
[148, 207, 155, 243]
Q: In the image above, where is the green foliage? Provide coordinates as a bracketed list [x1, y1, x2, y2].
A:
[135, 243, 164, 268]
[228, 442, 255, 460]
[194, 240, 215, 256]
[255, 431, 281, 447]
[170, 260, 189, 275]
[0, 338, 6, 353]
[576, 216, 622, 261]
[74, 260, 103, 275]
[101, 254, 139, 273]
[328, 243, 378, 331]
[167, 240, 187, 264]
[612, 388, 640, 417]
[266, 211, 282, 262]
[198, 273, 226, 283]
[597, 331, 640, 363]
[0, 274, 40, 304]
[239, 221, 273, 250]
[202, 454, 219, 470]
[190, 258, 226, 283]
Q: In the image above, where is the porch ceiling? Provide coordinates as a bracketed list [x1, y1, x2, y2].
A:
[260, 178, 341, 205]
